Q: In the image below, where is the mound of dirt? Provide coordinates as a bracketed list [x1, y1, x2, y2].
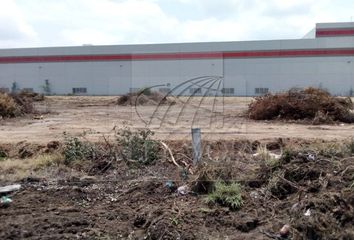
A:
[248, 88, 354, 123]
[117, 90, 174, 106]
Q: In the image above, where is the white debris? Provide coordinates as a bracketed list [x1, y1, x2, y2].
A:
[304, 209, 311, 216]
[0, 196, 13, 207]
[291, 203, 300, 213]
[0, 184, 21, 194]
[279, 224, 290, 237]
[252, 152, 281, 160]
[177, 185, 188, 195]
[250, 191, 259, 199]
[269, 153, 281, 160]
[307, 154, 316, 161]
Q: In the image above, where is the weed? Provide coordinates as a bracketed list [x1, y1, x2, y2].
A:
[256, 145, 281, 168]
[116, 128, 159, 165]
[170, 216, 180, 226]
[281, 148, 297, 163]
[315, 142, 347, 158]
[63, 135, 95, 165]
[0, 153, 64, 181]
[206, 181, 243, 210]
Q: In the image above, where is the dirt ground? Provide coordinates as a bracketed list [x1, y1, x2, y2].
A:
[1, 139, 354, 240]
[1, 96, 354, 144]
[1, 96, 354, 240]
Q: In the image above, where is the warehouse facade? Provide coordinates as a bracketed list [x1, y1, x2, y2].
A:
[0, 22, 354, 96]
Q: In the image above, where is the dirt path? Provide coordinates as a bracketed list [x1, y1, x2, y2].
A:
[1, 96, 354, 144]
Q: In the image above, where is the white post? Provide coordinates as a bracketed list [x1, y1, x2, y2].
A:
[191, 128, 201, 165]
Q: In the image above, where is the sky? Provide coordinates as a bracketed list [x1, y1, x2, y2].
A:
[0, 0, 354, 48]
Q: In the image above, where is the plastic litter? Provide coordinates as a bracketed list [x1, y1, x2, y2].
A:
[307, 154, 316, 161]
[0, 184, 21, 194]
[0, 196, 12, 207]
[250, 191, 259, 199]
[177, 185, 188, 195]
[304, 209, 311, 216]
[165, 180, 177, 192]
[279, 224, 290, 237]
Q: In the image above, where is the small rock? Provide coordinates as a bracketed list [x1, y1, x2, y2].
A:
[177, 185, 188, 195]
[250, 191, 259, 199]
[304, 209, 311, 216]
[307, 154, 316, 161]
[280, 224, 290, 237]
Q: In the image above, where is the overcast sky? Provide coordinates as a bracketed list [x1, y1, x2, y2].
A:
[1, 0, 354, 48]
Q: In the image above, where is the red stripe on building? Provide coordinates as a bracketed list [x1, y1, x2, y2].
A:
[316, 28, 354, 37]
[1, 48, 354, 64]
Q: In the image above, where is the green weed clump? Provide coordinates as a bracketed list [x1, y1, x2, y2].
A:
[206, 181, 243, 210]
[116, 128, 159, 165]
[63, 135, 96, 165]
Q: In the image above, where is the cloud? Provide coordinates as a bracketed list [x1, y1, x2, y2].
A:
[0, 0, 354, 48]
[0, 0, 37, 48]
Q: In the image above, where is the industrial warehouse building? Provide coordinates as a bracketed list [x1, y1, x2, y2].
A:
[0, 22, 354, 96]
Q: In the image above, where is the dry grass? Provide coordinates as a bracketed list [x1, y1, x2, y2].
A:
[0, 153, 64, 181]
[0, 93, 20, 117]
[254, 145, 281, 167]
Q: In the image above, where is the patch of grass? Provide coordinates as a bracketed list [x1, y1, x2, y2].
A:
[116, 128, 159, 165]
[206, 181, 243, 210]
[256, 145, 281, 168]
[0, 153, 64, 181]
[315, 142, 348, 158]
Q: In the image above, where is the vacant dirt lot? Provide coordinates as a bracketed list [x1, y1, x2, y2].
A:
[1, 96, 354, 239]
[1, 96, 354, 144]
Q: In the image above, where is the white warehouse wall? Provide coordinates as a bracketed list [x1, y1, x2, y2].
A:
[0, 23, 354, 96]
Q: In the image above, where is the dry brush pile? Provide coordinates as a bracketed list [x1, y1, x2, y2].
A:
[117, 89, 175, 106]
[248, 88, 354, 124]
[0, 91, 43, 118]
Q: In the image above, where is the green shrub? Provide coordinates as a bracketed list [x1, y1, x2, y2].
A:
[206, 181, 243, 210]
[116, 128, 159, 165]
[63, 135, 95, 165]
